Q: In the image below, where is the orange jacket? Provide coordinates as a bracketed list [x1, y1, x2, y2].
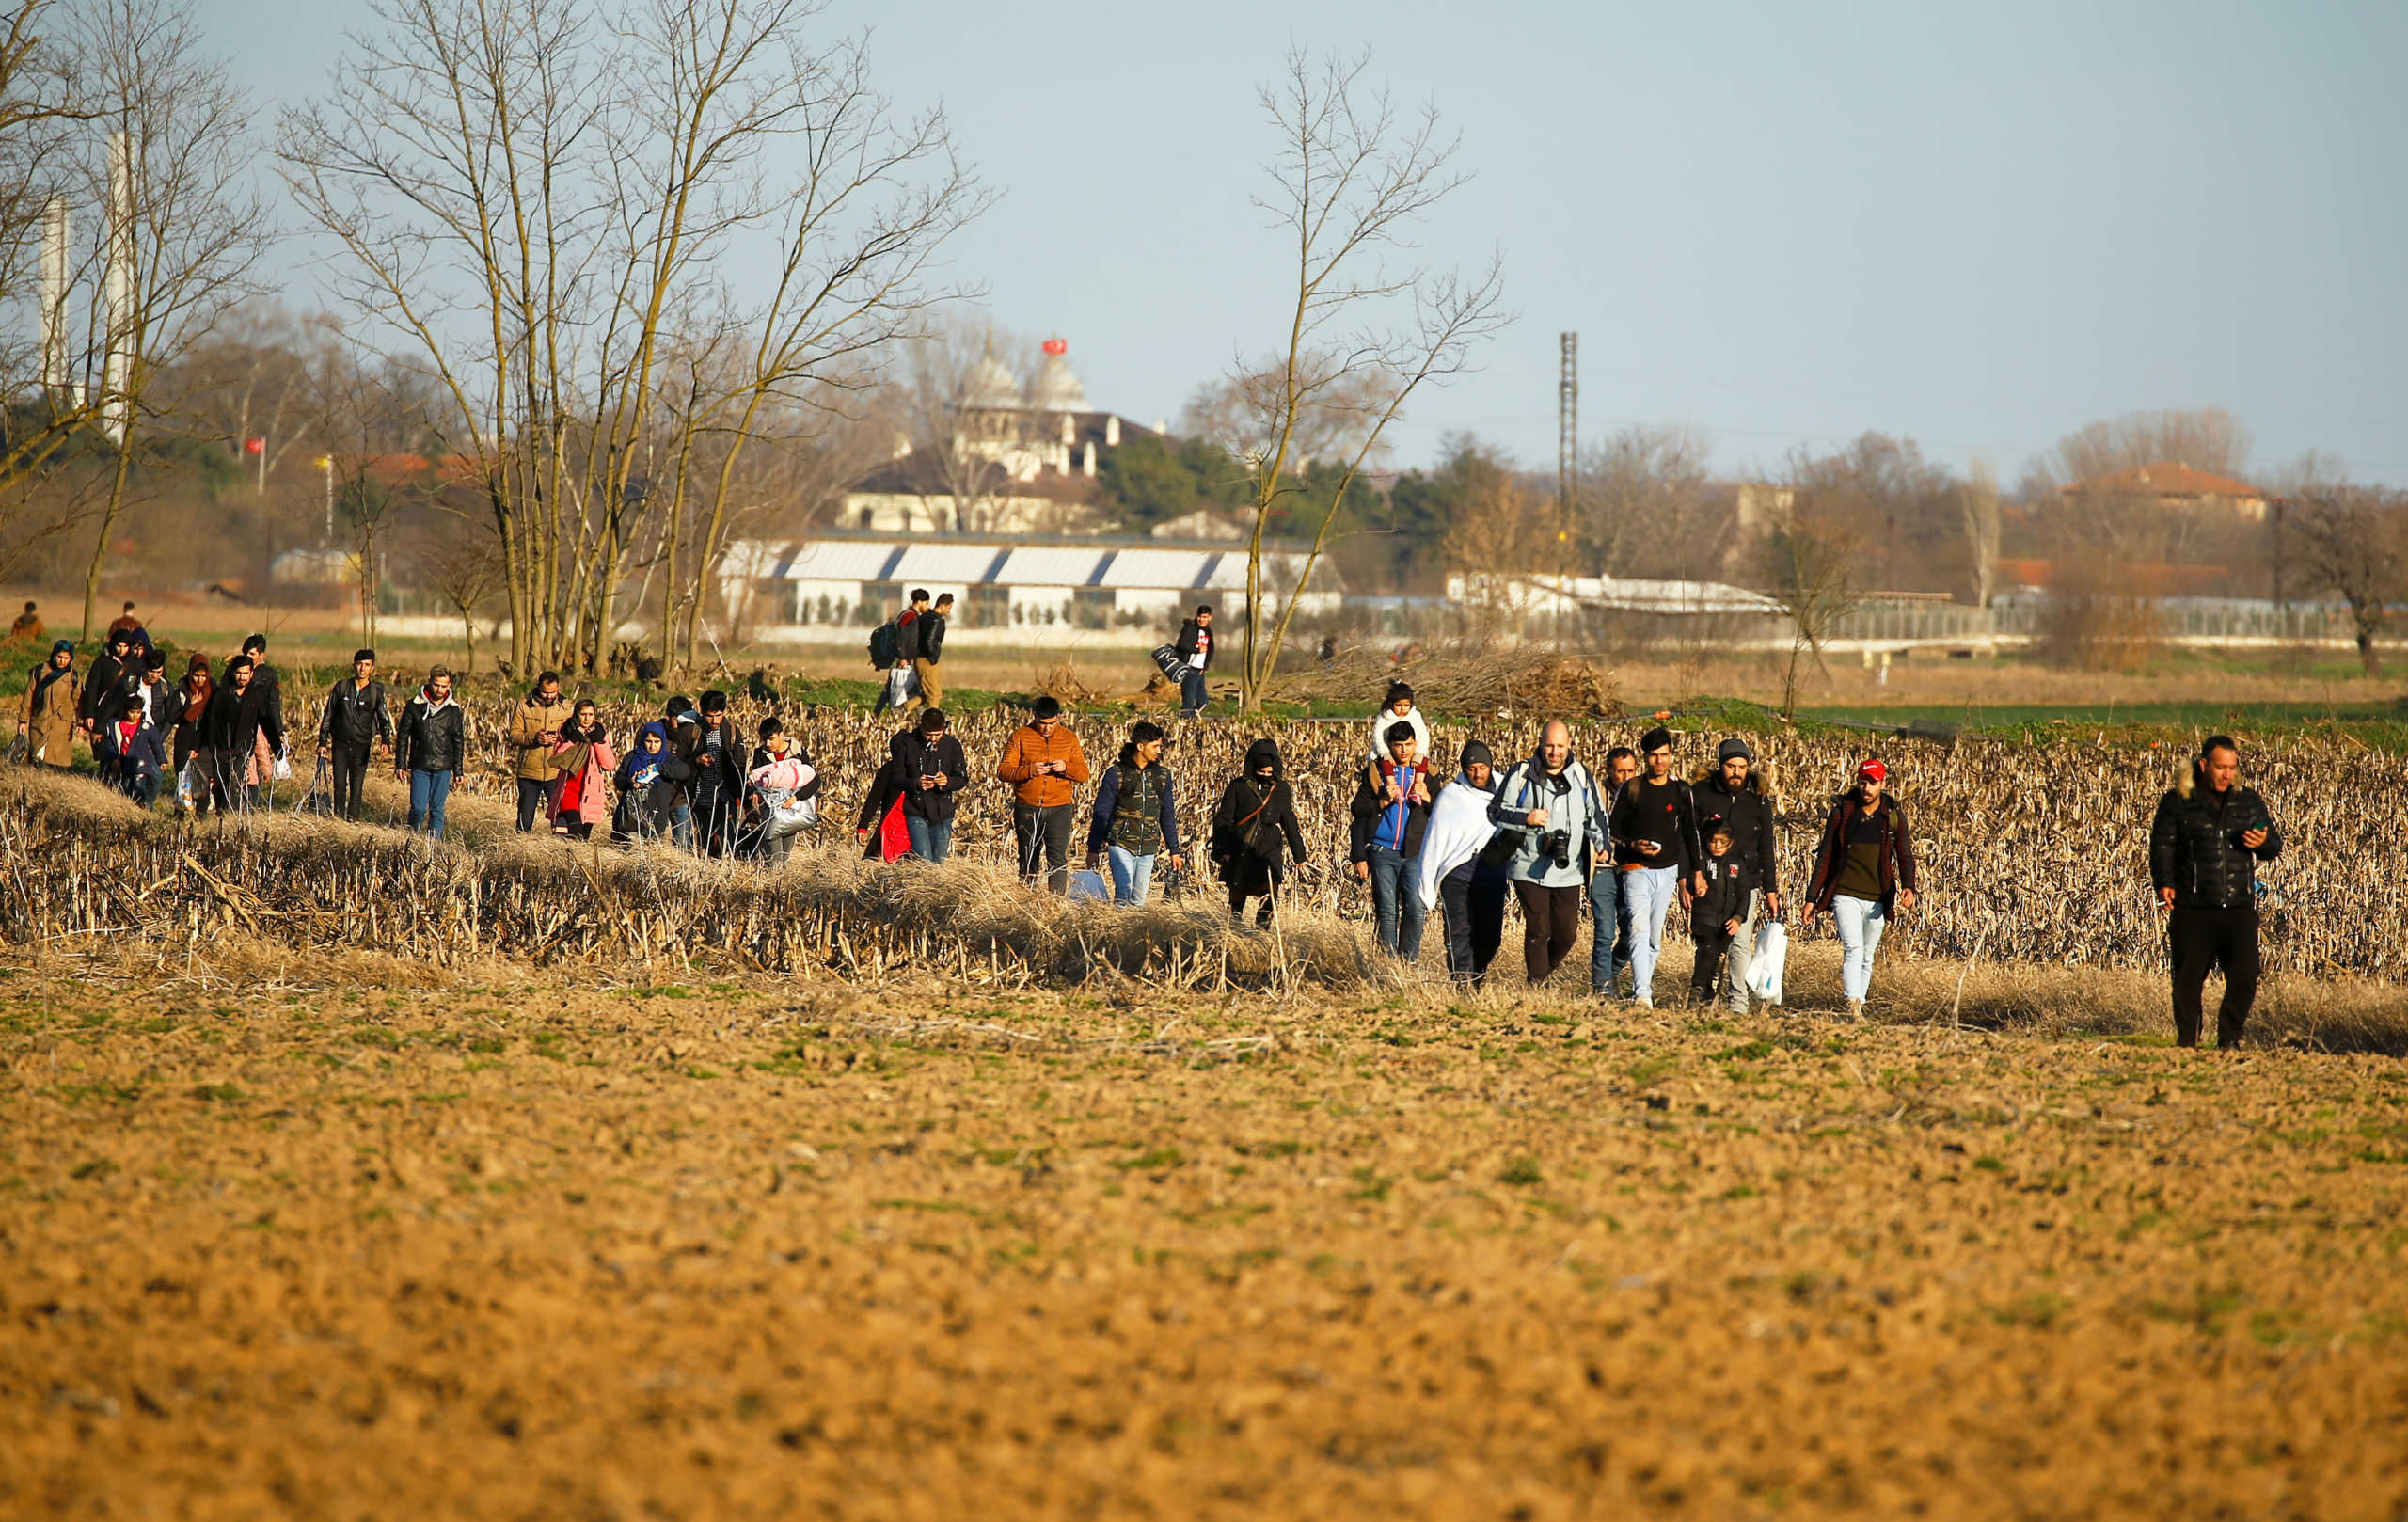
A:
[995, 723, 1091, 808]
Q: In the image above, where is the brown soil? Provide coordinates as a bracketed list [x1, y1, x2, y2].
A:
[4, 953, 2406, 1519]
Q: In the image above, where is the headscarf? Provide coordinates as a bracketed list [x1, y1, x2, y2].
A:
[627, 721, 669, 786]
[1244, 737, 1282, 781]
[32, 640, 75, 701]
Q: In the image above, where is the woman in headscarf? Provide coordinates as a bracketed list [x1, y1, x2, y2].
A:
[1212, 737, 1307, 927]
[165, 653, 214, 813]
[16, 640, 81, 768]
[547, 701, 617, 840]
[612, 720, 695, 844]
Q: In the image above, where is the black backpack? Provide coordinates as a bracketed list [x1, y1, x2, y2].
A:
[867, 620, 900, 670]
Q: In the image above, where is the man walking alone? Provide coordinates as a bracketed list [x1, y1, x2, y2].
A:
[2149, 735, 2282, 1050]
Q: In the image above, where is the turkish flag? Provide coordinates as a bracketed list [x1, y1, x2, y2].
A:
[243, 437, 264, 455]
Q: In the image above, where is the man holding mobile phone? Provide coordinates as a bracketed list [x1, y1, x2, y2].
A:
[998, 695, 1091, 891]
[2149, 735, 2282, 1050]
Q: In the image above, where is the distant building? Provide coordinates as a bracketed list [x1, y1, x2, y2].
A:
[2060, 462, 2271, 522]
[719, 530, 1339, 637]
[839, 337, 1161, 534]
[1149, 509, 1249, 541]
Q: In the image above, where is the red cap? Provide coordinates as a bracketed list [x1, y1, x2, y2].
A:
[1856, 758, 1887, 782]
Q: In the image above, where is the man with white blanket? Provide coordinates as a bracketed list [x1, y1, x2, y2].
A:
[1415, 740, 1510, 985]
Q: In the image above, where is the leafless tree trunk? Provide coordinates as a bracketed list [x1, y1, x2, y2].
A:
[1756, 514, 1864, 720]
[1960, 454, 2000, 608]
[1223, 48, 1507, 712]
[2290, 483, 2405, 675]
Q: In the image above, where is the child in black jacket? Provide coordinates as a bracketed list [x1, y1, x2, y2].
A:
[1689, 821, 1751, 1005]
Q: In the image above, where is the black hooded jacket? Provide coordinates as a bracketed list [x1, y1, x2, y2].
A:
[1692, 769, 1779, 896]
[1212, 738, 1307, 874]
[199, 673, 284, 762]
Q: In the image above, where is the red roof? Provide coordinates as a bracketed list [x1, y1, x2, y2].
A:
[2060, 462, 2262, 499]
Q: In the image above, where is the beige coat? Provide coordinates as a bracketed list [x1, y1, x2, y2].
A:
[508, 695, 576, 782]
[17, 660, 80, 768]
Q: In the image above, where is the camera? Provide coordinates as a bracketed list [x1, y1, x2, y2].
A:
[1541, 830, 1572, 869]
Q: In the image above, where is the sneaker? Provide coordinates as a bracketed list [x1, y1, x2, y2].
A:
[1846, 999, 1864, 1019]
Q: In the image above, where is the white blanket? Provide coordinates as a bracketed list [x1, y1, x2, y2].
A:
[1414, 778, 1502, 912]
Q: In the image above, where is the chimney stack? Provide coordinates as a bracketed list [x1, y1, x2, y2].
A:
[101, 131, 134, 445]
[39, 198, 69, 398]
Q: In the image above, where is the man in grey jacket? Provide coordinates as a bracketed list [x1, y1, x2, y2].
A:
[1488, 720, 1611, 985]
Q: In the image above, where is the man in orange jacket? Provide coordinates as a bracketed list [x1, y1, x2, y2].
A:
[996, 695, 1091, 892]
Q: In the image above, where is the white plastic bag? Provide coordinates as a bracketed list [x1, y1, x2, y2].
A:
[175, 756, 205, 810]
[883, 664, 919, 708]
[272, 753, 293, 783]
[762, 791, 818, 838]
[1746, 921, 1789, 1006]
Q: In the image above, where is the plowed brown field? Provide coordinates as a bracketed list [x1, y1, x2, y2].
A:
[5, 957, 2407, 1520]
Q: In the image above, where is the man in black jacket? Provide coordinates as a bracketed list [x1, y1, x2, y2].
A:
[686, 690, 743, 855]
[394, 667, 466, 840]
[317, 648, 391, 821]
[857, 708, 967, 863]
[239, 633, 285, 753]
[198, 656, 283, 812]
[2149, 735, 2283, 1050]
[1172, 604, 1213, 717]
[1693, 737, 1781, 1014]
[911, 593, 951, 716]
[79, 628, 136, 735]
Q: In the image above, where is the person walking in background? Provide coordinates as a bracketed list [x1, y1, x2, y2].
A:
[1212, 737, 1306, 927]
[1693, 737, 1781, 1013]
[507, 672, 573, 832]
[1365, 681, 1433, 761]
[884, 589, 931, 716]
[1608, 726, 1703, 1007]
[911, 593, 951, 716]
[9, 601, 41, 642]
[2149, 735, 2282, 1050]
[79, 628, 135, 738]
[687, 690, 743, 856]
[1688, 822, 1750, 1007]
[654, 694, 705, 848]
[869, 595, 921, 717]
[106, 601, 141, 642]
[1804, 757, 1919, 1017]
[165, 653, 213, 811]
[998, 695, 1091, 891]
[1350, 721, 1434, 959]
[859, 708, 966, 864]
[746, 718, 819, 865]
[1172, 604, 1212, 718]
[1491, 721, 1608, 986]
[1087, 720, 1180, 905]
[239, 634, 285, 751]
[547, 701, 615, 840]
[16, 640, 78, 766]
[317, 649, 390, 823]
[394, 666, 465, 840]
[1416, 739, 1509, 986]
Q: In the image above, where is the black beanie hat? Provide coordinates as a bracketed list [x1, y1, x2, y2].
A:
[1461, 739, 1495, 769]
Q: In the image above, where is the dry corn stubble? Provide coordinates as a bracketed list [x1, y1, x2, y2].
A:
[3, 959, 2407, 1519]
[9, 704, 2403, 983]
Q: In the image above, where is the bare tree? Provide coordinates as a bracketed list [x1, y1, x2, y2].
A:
[420, 533, 502, 676]
[2026, 405, 2252, 495]
[1217, 49, 1508, 711]
[280, 0, 977, 677]
[1579, 423, 1716, 580]
[1755, 513, 1864, 721]
[2289, 483, 2405, 675]
[62, 0, 268, 640]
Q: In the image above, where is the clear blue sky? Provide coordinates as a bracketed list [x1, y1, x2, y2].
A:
[220, 0, 2408, 485]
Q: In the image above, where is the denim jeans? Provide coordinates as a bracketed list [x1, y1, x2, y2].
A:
[407, 769, 455, 839]
[904, 814, 954, 864]
[1180, 670, 1208, 714]
[1587, 868, 1621, 992]
[1365, 845, 1426, 961]
[1623, 865, 1681, 1006]
[668, 801, 694, 851]
[1107, 844, 1156, 906]
[1831, 894, 1887, 1003]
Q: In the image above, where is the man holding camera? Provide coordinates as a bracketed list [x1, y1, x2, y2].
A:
[1489, 720, 1610, 985]
[1609, 725, 1705, 1007]
[2149, 734, 2282, 1050]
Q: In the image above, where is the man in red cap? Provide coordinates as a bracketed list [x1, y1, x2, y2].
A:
[1804, 757, 1918, 1016]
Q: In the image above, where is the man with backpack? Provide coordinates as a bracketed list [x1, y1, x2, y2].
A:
[1608, 725, 1704, 1007]
[1172, 604, 1213, 717]
[912, 593, 951, 716]
[871, 591, 929, 716]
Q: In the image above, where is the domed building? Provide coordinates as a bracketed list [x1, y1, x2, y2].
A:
[842, 336, 1159, 534]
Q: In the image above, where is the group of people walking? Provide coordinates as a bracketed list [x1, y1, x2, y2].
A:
[13, 614, 2285, 1038]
